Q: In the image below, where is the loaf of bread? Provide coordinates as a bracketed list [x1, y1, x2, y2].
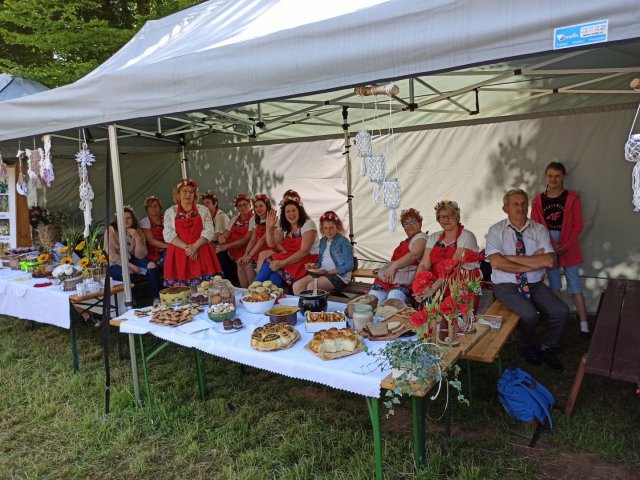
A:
[309, 328, 358, 354]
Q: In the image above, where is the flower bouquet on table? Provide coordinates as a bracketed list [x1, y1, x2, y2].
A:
[450, 271, 482, 334]
[74, 224, 107, 280]
[52, 262, 84, 291]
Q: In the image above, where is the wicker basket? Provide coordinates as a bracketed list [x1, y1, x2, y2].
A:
[62, 275, 84, 292]
[9, 255, 21, 270]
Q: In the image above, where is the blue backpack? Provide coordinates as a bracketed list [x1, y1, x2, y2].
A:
[498, 367, 555, 429]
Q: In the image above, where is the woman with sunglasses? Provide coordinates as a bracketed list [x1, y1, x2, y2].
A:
[416, 200, 481, 282]
[237, 194, 274, 287]
[369, 208, 428, 303]
[216, 193, 253, 285]
[163, 179, 221, 287]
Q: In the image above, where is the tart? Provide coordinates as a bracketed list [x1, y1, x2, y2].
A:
[251, 322, 300, 351]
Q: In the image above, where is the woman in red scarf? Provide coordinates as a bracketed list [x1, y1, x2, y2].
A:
[369, 208, 428, 304]
[237, 194, 274, 287]
[255, 191, 319, 288]
[163, 179, 222, 287]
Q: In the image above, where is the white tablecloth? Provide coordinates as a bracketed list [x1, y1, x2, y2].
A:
[0, 268, 123, 330]
[119, 299, 398, 398]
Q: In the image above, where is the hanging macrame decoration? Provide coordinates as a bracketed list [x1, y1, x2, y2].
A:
[76, 141, 96, 237]
[624, 80, 640, 212]
[25, 148, 43, 191]
[0, 152, 7, 183]
[354, 96, 372, 177]
[40, 135, 55, 187]
[367, 153, 386, 202]
[383, 178, 401, 232]
[16, 148, 27, 196]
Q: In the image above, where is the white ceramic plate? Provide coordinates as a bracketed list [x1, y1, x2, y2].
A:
[212, 322, 245, 334]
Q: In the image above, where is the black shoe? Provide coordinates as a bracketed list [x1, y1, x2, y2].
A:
[86, 312, 102, 327]
[579, 331, 591, 341]
[522, 347, 541, 366]
[538, 348, 563, 371]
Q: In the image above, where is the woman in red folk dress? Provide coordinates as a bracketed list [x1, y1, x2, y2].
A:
[254, 191, 319, 289]
[163, 179, 222, 287]
[139, 195, 167, 267]
[237, 194, 274, 287]
[216, 193, 253, 285]
[416, 200, 482, 305]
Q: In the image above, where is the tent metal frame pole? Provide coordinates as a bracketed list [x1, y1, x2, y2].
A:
[180, 141, 188, 179]
[341, 106, 355, 246]
[107, 123, 141, 406]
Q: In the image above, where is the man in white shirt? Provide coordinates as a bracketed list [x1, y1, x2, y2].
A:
[486, 189, 569, 370]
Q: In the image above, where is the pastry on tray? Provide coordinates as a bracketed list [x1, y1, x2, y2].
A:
[305, 311, 346, 323]
[251, 322, 300, 351]
[309, 327, 359, 354]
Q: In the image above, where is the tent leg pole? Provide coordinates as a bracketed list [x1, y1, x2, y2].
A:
[342, 106, 355, 246]
[108, 123, 141, 406]
[179, 139, 188, 179]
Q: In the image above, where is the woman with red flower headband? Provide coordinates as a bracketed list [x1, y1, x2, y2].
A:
[416, 200, 481, 304]
[216, 193, 253, 285]
[292, 211, 353, 295]
[255, 190, 319, 289]
[370, 208, 428, 304]
[139, 196, 167, 266]
[237, 194, 274, 287]
[163, 179, 222, 287]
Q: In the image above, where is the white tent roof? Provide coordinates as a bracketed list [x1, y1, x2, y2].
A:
[1, 0, 639, 142]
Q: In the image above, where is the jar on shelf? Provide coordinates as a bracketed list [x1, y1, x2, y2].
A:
[352, 304, 373, 332]
[208, 278, 236, 307]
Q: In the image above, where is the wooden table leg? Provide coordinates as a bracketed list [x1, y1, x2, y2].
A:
[412, 395, 426, 468]
[366, 397, 384, 480]
[565, 353, 587, 417]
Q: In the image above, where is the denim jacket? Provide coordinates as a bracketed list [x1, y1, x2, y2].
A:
[318, 234, 354, 275]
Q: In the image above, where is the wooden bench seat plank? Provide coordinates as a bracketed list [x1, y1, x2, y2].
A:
[585, 281, 626, 377]
[462, 301, 520, 364]
[69, 283, 126, 303]
[352, 268, 377, 279]
[611, 282, 640, 383]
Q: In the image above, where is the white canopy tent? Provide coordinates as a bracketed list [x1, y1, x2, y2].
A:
[1, 0, 640, 406]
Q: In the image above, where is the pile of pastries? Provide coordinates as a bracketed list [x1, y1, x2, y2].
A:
[150, 303, 203, 326]
[251, 322, 300, 351]
[306, 311, 345, 323]
[247, 280, 284, 297]
[243, 291, 273, 302]
[309, 327, 359, 354]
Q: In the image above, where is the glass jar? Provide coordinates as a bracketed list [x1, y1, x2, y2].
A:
[352, 304, 373, 331]
[208, 278, 235, 307]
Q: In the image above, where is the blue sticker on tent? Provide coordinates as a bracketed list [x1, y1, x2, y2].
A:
[553, 20, 608, 50]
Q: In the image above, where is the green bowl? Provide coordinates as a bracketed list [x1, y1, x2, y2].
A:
[207, 309, 236, 322]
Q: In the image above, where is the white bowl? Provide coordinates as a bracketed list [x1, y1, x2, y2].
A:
[240, 293, 277, 314]
[276, 296, 299, 307]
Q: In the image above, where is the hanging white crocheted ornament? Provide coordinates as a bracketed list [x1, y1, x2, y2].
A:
[0, 152, 7, 183]
[355, 130, 372, 176]
[40, 135, 55, 187]
[383, 178, 401, 233]
[367, 154, 386, 203]
[26, 149, 43, 190]
[624, 106, 640, 211]
[75, 144, 96, 237]
[15, 149, 27, 196]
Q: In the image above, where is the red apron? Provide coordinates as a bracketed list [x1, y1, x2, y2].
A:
[227, 212, 253, 261]
[270, 230, 319, 283]
[251, 222, 269, 261]
[374, 235, 417, 290]
[147, 219, 165, 262]
[164, 206, 221, 286]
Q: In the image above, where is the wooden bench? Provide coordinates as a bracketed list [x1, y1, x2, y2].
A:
[327, 268, 378, 303]
[462, 300, 520, 365]
[565, 279, 640, 416]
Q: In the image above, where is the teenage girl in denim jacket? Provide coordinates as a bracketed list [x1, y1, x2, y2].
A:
[293, 211, 354, 295]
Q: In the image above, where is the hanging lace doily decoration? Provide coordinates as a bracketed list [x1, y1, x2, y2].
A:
[40, 135, 55, 187]
[16, 148, 27, 196]
[0, 152, 7, 183]
[76, 139, 96, 237]
[383, 178, 401, 232]
[354, 96, 372, 176]
[624, 99, 640, 211]
[367, 154, 386, 202]
[26, 148, 43, 191]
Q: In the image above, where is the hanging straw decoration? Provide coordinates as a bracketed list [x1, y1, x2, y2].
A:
[75, 132, 96, 237]
[25, 147, 42, 191]
[381, 83, 402, 231]
[15, 147, 27, 196]
[624, 99, 640, 211]
[40, 135, 55, 187]
[0, 152, 7, 183]
[354, 96, 372, 176]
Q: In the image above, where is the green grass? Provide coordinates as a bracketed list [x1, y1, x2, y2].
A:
[0, 315, 638, 479]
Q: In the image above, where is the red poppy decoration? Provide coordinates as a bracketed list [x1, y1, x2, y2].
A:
[412, 271, 436, 295]
[460, 292, 475, 304]
[439, 296, 458, 315]
[319, 211, 339, 223]
[458, 303, 470, 315]
[462, 250, 486, 263]
[436, 258, 461, 279]
[410, 309, 428, 328]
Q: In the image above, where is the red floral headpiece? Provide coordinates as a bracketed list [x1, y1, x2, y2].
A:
[320, 211, 340, 223]
[252, 193, 271, 207]
[144, 195, 162, 208]
[233, 193, 251, 206]
[434, 199, 459, 211]
[400, 207, 422, 222]
[201, 189, 218, 202]
[279, 189, 302, 207]
[176, 179, 198, 190]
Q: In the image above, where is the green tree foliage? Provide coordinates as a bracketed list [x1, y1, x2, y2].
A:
[0, 0, 203, 87]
